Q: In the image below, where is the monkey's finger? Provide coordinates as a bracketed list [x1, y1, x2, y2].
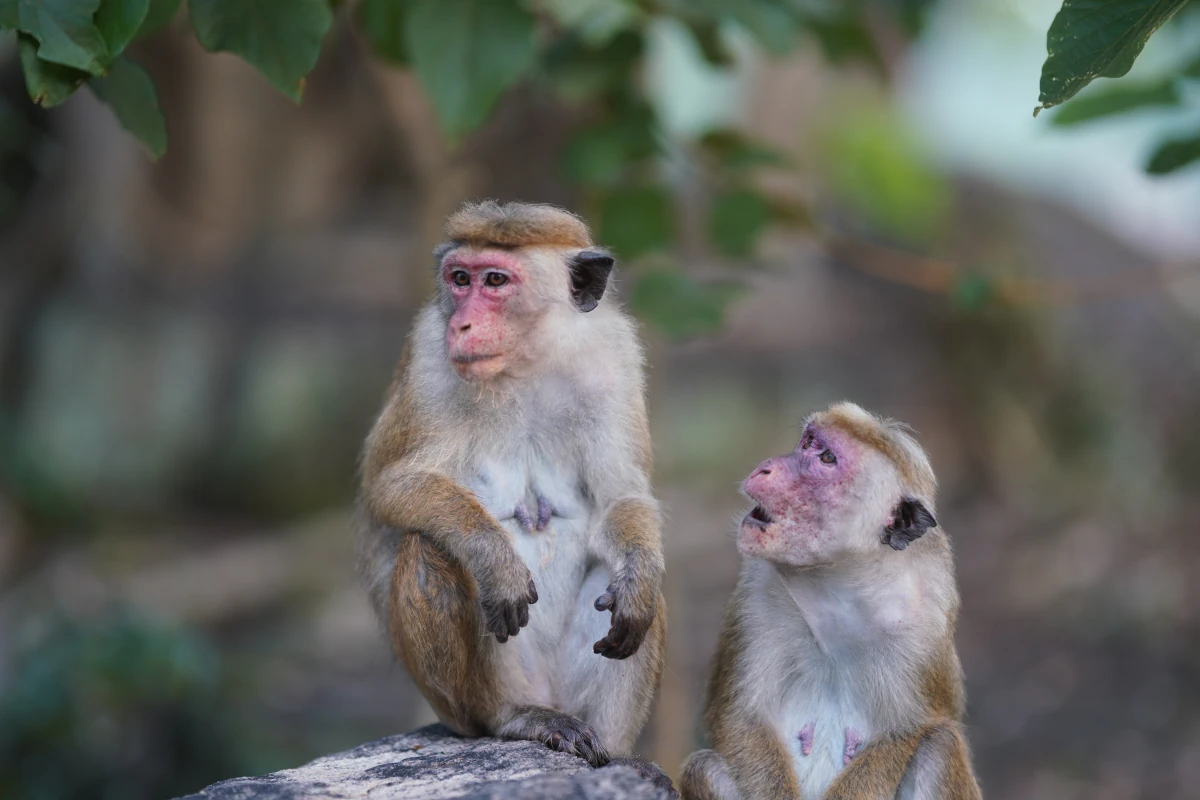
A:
[594, 592, 615, 612]
[518, 601, 530, 629]
[505, 604, 522, 636]
[527, 579, 539, 604]
[495, 631, 509, 644]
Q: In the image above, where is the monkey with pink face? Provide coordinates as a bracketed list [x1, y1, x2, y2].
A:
[682, 402, 982, 800]
[356, 201, 670, 788]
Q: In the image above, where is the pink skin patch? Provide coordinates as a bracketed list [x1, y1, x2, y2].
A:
[536, 495, 553, 531]
[737, 424, 862, 566]
[843, 727, 862, 765]
[514, 502, 533, 532]
[797, 722, 815, 756]
[442, 249, 528, 381]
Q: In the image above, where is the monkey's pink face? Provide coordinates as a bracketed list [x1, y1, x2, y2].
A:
[442, 250, 535, 381]
[739, 426, 880, 567]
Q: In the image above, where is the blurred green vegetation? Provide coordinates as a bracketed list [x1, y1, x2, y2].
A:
[0, 611, 246, 800]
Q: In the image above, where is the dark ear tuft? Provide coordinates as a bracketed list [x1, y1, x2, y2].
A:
[569, 250, 614, 312]
[882, 497, 937, 551]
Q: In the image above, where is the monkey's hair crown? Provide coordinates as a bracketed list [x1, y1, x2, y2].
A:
[445, 200, 594, 249]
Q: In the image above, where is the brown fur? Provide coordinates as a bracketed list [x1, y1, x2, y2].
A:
[686, 598, 801, 800]
[357, 205, 666, 768]
[390, 532, 501, 734]
[445, 200, 593, 250]
[810, 403, 937, 501]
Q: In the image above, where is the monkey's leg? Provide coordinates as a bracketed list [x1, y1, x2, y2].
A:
[560, 567, 666, 754]
[822, 730, 921, 800]
[389, 532, 503, 736]
[680, 750, 741, 800]
[893, 722, 981, 800]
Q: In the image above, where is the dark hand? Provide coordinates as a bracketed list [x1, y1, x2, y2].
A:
[478, 553, 538, 642]
[593, 580, 655, 659]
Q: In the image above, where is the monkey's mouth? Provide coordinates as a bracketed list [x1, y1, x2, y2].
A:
[745, 505, 774, 527]
[452, 353, 501, 365]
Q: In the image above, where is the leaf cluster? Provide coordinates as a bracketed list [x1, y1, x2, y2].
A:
[1036, 0, 1200, 175]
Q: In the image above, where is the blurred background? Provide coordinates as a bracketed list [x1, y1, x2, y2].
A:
[2, 0, 1200, 798]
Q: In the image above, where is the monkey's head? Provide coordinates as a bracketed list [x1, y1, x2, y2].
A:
[434, 200, 615, 382]
[739, 402, 938, 567]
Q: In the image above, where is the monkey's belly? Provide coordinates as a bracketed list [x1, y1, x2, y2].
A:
[777, 692, 873, 799]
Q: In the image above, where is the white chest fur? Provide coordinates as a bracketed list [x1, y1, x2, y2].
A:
[742, 559, 933, 799]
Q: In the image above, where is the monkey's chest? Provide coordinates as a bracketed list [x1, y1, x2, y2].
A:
[467, 456, 594, 618]
[777, 685, 874, 799]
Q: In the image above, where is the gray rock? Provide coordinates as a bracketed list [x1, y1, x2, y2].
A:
[178, 724, 674, 799]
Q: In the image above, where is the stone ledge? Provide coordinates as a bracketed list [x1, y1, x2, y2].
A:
[179, 724, 673, 799]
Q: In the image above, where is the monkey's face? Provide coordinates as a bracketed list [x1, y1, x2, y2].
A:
[441, 248, 545, 381]
[738, 424, 897, 567]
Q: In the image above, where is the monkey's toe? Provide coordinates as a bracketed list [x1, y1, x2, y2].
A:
[603, 756, 678, 798]
[536, 716, 610, 767]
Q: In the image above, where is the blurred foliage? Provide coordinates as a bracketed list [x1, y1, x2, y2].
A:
[0, 611, 246, 800]
[0, 0, 927, 338]
[1037, 0, 1200, 175]
[822, 106, 950, 246]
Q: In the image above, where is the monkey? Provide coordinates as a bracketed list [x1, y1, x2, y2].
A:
[355, 200, 672, 788]
[680, 402, 981, 800]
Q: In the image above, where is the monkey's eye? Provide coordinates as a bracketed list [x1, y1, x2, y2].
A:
[484, 272, 509, 287]
[819, 450, 837, 465]
[801, 434, 812, 449]
[450, 270, 470, 287]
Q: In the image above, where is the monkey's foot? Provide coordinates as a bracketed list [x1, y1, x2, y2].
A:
[843, 727, 862, 765]
[603, 755, 678, 798]
[499, 707, 610, 767]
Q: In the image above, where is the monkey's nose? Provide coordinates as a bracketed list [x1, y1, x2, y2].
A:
[457, 321, 472, 332]
[751, 467, 771, 479]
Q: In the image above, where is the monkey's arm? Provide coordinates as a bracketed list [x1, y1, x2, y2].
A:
[590, 496, 665, 659]
[366, 464, 537, 641]
[825, 722, 980, 800]
[714, 716, 800, 800]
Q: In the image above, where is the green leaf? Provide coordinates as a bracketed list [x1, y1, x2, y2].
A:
[89, 55, 166, 157]
[187, 0, 333, 101]
[1036, 0, 1189, 114]
[630, 269, 743, 339]
[709, 188, 770, 257]
[404, 0, 537, 137]
[358, 0, 407, 64]
[699, 129, 786, 171]
[598, 185, 675, 258]
[561, 107, 658, 186]
[952, 274, 993, 311]
[18, 31, 89, 106]
[1, 0, 17, 30]
[95, 0, 148, 57]
[543, 30, 643, 103]
[1050, 78, 1179, 125]
[136, 0, 180, 37]
[1146, 131, 1200, 174]
[17, 0, 109, 75]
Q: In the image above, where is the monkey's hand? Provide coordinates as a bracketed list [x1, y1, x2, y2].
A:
[592, 577, 657, 660]
[474, 543, 538, 643]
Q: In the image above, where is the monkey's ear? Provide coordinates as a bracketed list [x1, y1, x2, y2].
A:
[569, 250, 614, 312]
[882, 497, 937, 551]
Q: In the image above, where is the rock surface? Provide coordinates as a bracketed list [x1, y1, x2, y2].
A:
[179, 724, 674, 799]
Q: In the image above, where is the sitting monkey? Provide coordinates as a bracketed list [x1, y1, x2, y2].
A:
[356, 201, 670, 786]
[681, 402, 981, 800]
